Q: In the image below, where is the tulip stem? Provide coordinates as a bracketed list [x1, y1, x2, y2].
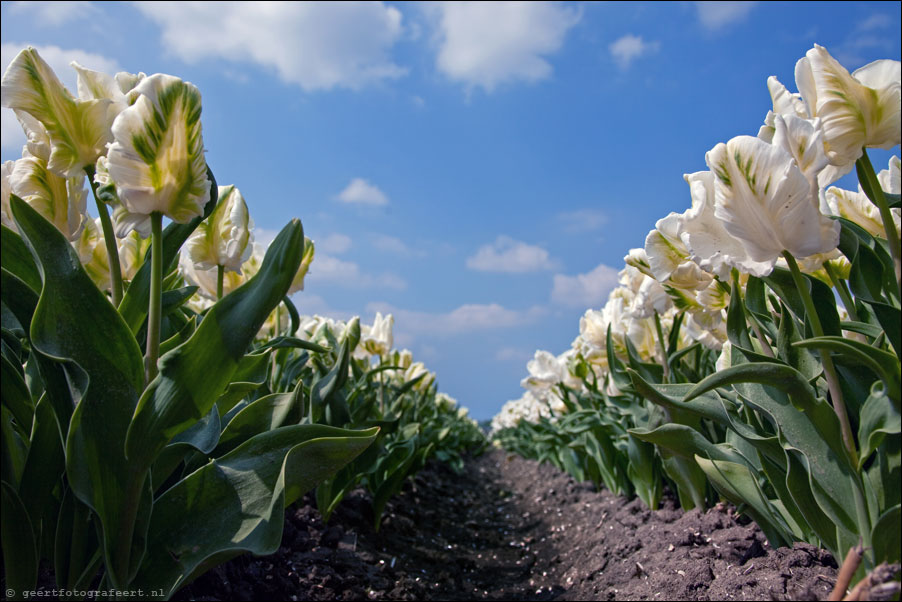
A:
[146, 212, 163, 384]
[652, 312, 670, 382]
[824, 260, 860, 323]
[783, 251, 857, 467]
[84, 165, 124, 307]
[216, 265, 224, 300]
[857, 149, 901, 296]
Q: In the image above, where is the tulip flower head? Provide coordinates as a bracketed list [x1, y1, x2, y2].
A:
[797, 45, 901, 166]
[185, 185, 254, 273]
[1, 47, 112, 177]
[106, 74, 210, 222]
[706, 135, 839, 272]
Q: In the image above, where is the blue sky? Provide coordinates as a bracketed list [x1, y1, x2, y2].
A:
[2, 1, 900, 420]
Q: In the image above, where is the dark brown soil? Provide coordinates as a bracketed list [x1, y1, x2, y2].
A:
[174, 449, 839, 601]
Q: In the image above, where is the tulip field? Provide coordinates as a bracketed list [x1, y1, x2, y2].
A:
[1, 40, 900, 602]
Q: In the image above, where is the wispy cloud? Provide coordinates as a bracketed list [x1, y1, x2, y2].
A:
[307, 253, 406, 290]
[832, 13, 898, 67]
[557, 209, 608, 233]
[371, 233, 409, 254]
[694, 1, 758, 30]
[466, 235, 557, 273]
[318, 233, 353, 254]
[335, 178, 389, 206]
[367, 301, 546, 336]
[551, 262, 620, 308]
[8, 1, 99, 26]
[495, 346, 533, 363]
[133, 1, 406, 91]
[609, 34, 659, 70]
[426, 1, 580, 93]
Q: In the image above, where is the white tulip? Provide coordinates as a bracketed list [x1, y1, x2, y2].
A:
[106, 74, 210, 222]
[679, 171, 774, 279]
[1, 47, 111, 177]
[185, 185, 254, 273]
[707, 135, 839, 270]
[798, 45, 900, 166]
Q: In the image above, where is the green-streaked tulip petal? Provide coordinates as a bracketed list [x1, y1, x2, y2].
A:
[185, 184, 253, 272]
[1, 48, 112, 177]
[107, 74, 209, 222]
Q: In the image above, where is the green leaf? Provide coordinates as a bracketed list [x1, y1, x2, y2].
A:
[793, 336, 900, 405]
[763, 268, 842, 337]
[858, 383, 901, 469]
[215, 387, 304, 456]
[872, 504, 900, 564]
[258, 335, 330, 354]
[282, 295, 300, 336]
[628, 369, 730, 426]
[126, 218, 305, 472]
[10, 195, 147, 587]
[0, 225, 41, 293]
[310, 336, 352, 424]
[1, 351, 34, 432]
[694, 455, 793, 549]
[0, 268, 38, 334]
[17, 396, 65, 542]
[687, 362, 861, 534]
[54, 488, 101, 590]
[1, 481, 38, 594]
[777, 302, 820, 381]
[132, 425, 378, 597]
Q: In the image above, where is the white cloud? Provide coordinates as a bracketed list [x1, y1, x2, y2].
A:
[252, 227, 280, 248]
[319, 233, 353, 254]
[371, 234, 409, 254]
[495, 346, 532, 362]
[307, 253, 406, 290]
[557, 209, 608, 233]
[466, 235, 557, 273]
[551, 262, 620, 308]
[367, 301, 546, 336]
[694, 1, 757, 30]
[336, 178, 389, 206]
[133, 1, 407, 91]
[427, 1, 580, 92]
[1, 42, 121, 153]
[1, 42, 121, 93]
[609, 34, 659, 70]
[1, 110, 26, 152]
[9, 1, 99, 26]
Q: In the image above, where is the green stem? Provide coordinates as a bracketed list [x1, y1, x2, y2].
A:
[216, 264, 224, 300]
[145, 212, 163, 384]
[857, 149, 901, 295]
[784, 252, 873, 560]
[84, 165, 124, 307]
[379, 353, 385, 414]
[824, 261, 860, 323]
[783, 251, 857, 466]
[652, 311, 670, 382]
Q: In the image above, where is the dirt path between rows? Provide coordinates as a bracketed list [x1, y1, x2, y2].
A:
[176, 449, 839, 601]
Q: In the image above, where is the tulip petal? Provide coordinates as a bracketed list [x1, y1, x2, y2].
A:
[107, 74, 210, 222]
[1, 48, 112, 176]
[679, 171, 774, 278]
[707, 135, 837, 263]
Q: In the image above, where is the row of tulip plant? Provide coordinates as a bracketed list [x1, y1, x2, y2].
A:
[492, 44, 901, 585]
[0, 48, 483, 600]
